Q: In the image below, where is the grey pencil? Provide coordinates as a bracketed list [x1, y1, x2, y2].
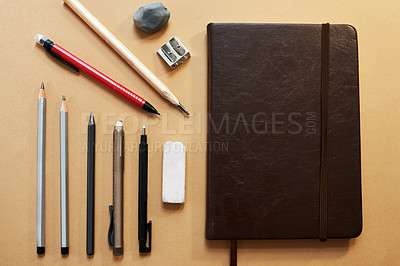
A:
[60, 95, 69, 255]
[37, 82, 46, 255]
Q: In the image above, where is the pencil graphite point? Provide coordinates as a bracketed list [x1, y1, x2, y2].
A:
[60, 96, 68, 112]
[38, 83, 46, 98]
[177, 103, 190, 116]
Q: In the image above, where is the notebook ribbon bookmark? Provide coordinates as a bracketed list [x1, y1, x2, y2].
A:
[319, 22, 330, 242]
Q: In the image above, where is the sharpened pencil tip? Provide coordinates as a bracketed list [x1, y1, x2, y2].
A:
[156, 112, 161, 116]
[60, 95, 68, 111]
[41, 82, 44, 90]
[177, 103, 190, 115]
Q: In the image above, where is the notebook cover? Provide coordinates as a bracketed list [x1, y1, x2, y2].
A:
[206, 23, 362, 240]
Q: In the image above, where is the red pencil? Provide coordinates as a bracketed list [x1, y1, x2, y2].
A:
[35, 34, 160, 115]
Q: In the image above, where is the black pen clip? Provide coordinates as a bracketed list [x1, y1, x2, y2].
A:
[139, 220, 152, 252]
[45, 48, 79, 73]
[108, 205, 114, 247]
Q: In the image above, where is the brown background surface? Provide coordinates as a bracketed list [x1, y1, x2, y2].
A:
[0, 0, 398, 265]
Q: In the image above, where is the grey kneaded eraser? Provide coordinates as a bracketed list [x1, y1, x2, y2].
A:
[134, 2, 170, 34]
[162, 141, 186, 203]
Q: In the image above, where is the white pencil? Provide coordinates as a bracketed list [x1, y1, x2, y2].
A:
[64, 0, 190, 115]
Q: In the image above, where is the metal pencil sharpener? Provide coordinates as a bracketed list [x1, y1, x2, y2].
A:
[157, 37, 190, 70]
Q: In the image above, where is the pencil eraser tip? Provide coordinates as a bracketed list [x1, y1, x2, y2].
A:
[35, 34, 43, 43]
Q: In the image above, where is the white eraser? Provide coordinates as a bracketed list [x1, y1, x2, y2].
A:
[162, 141, 186, 203]
[35, 34, 43, 43]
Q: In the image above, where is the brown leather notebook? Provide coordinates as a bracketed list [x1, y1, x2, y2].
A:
[206, 23, 362, 241]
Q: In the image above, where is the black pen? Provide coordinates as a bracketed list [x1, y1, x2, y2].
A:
[87, 112, 95, 255]
[138, 125, 151, 253]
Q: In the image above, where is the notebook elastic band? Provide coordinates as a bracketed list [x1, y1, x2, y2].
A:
[319, 23, 330, 242]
